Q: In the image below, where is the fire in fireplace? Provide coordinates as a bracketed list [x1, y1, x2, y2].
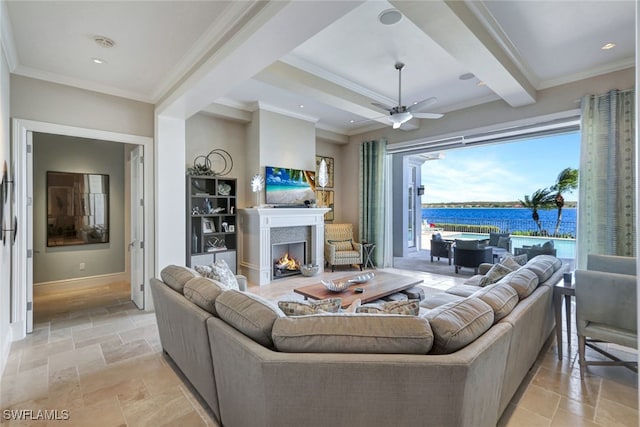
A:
[272, 241, 306, 279]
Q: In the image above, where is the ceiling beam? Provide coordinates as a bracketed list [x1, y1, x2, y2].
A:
[157, 0, 364, 119]
[391, 0, 536, 107]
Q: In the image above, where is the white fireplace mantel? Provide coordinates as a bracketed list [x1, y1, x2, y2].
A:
[239, 208, 330, 285]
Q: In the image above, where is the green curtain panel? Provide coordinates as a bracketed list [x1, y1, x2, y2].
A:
[359, 139, 387, 267]
[577, 89, 636, 268]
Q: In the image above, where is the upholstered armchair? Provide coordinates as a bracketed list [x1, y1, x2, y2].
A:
[485, 232, 512, 258]
[575, 254, 637, 378]
[430, 234, 453, 265]
[453, 240, 493, 274]
[514, 241, 557, 259]
[324, 223, 363, 272]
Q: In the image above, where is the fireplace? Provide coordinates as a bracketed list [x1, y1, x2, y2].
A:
[239, 207, 330, 285]
[272, 241, 306, 279]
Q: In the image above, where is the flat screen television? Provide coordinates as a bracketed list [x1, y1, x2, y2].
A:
[265, 166, 316, 206]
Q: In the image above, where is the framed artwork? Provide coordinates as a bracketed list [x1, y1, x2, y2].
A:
[202, 219, 215, 233]
[316, 190, 334, 221]
[315, 156, 334, 188]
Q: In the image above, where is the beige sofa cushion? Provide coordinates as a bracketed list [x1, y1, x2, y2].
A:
[272, 314, 433, 354]
[524, 257, 556, 282]
[535, 254, 562, 271]
[215, 290, 284, 348]
[471, 282, 519, 322]
[500, 269, 539, 299]
[479, 263, 513, 287]
[160, 265, 199, 293]
[183, 277, 226, 315]
[425, 298, 494, 354]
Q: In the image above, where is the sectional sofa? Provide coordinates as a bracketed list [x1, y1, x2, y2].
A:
[150, 255, 564, 427]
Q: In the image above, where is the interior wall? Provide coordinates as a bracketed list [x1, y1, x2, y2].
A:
[0, 34, 12, 374]
[33, 134, 125, 283]
[10, 75, 154, 137]
[316, 138, 343, 222]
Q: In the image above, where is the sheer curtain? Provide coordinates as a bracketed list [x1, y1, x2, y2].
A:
[576, 89, 636, 268]
[359, 139, 389, 267]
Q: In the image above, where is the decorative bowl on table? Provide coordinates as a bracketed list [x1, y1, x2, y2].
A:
[321, 279, 351, 293]
[348, 272, 375, 284]
[300, 264, 319, 277]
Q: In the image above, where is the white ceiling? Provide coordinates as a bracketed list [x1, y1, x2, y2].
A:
[4, 0, 636, 136]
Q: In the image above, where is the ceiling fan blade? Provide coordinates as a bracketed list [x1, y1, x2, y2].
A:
[408, 97, 438, 113]
[412, 112, 444, 119]
[371, 102, 393, 112]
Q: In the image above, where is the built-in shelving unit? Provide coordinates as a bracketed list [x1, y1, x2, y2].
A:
[186, 175, 237, 272]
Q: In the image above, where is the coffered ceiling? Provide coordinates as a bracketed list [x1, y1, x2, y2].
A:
[3, 0, 635, 136]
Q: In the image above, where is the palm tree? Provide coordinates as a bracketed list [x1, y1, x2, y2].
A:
[519, 188, 554, 235]
[550, 167, 578, 236]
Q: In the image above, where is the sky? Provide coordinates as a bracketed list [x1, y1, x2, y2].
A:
[421, 131, 580, 204]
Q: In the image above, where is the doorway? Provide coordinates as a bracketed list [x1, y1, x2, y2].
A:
[11, 119, 154, 339]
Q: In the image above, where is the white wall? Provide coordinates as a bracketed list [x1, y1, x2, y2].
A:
[32, 134, 125, 283]
[11, 75, 154, 137]
[0, 30, 11, 375]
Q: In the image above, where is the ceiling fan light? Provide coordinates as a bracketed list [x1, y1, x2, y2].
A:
[389, 111, 412, 128]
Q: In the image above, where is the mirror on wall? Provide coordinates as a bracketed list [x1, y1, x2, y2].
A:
[47, 171, 109, 247]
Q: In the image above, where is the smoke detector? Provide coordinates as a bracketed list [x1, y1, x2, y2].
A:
[93, 36, 115, 48]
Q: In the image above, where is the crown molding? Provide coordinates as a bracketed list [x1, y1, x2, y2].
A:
[253, 101, 319, 123]
[1, 1, 18, 72]
[151, 1, 262, 102]
[465, 0, 540, 89]
[537, 58, 635, 90]
[281, 54, 397, 107]
[12, 65, 153, 103]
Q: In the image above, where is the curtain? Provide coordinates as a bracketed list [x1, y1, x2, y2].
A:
[576, 89, 635, 268]
[359, 139, 387, 267]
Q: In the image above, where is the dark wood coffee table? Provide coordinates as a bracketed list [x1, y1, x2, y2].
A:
[293, 271, 423, 308]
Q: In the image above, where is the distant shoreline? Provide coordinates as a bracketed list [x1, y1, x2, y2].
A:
[423, 201, 577, 208]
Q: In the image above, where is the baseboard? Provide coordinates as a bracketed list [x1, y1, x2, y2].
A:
[34, 272, 129, 295]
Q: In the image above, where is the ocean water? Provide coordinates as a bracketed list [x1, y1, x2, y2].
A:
[422, 207, 577, 236]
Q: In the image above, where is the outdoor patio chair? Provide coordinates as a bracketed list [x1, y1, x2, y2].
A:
[453, 240, 493, 274]
[430, 235, 453, 265]
[575, 254, 637, 379]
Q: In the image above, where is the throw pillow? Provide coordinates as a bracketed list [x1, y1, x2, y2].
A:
[278, 298, 342, 316]
[328, 239, 354, 251]
[197, 260, 239, 290]
[356, 299, 420, 316]
[500, 256, 522, 271]
[479, 263, 513, 287]
[542, 240, 555, 250]
[502, 253, 528, 266]
[432, 233, 443, 241]
[497, 236, 510, 250]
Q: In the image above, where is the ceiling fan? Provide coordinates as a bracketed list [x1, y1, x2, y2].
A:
[372, 62, 443, 129]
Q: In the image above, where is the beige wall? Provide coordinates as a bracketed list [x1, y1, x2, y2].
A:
[316, 138, 344, 222]
[11, 75, 154, 137]
[33, 134, 125, 283]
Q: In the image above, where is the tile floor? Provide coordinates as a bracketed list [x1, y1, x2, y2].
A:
[0, 270, 637, 426]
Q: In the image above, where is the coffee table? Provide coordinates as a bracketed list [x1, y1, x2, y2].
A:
[293, 271, 423, 308]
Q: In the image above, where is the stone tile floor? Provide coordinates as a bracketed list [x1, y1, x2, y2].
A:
[0, 270, 637, 426]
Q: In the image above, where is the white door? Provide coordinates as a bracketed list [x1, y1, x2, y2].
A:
[130, 145, 145, 309]
[26, 131, 34, 333]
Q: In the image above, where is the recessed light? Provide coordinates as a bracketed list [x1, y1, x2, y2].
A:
[601, 42, 616, 50]
[459, 72, 475, 81]
[378, 9, 402, 25]
[299, 104, 304, 108]
[349, 119, 355, 123]
[92, 57, 106, 64]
